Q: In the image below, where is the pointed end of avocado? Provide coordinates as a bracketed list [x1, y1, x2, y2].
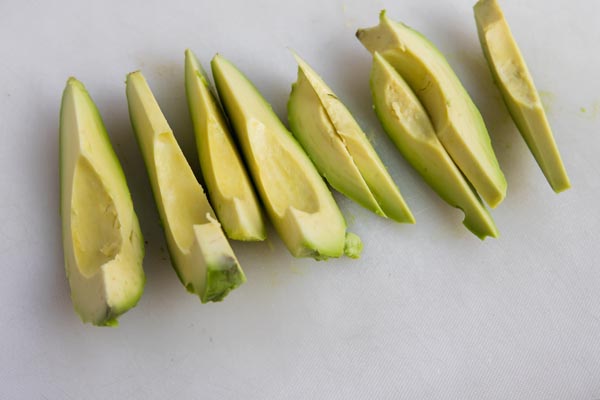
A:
[211, 53, 224, 66]
[290, 51, 311, 77]
[356, 12, 390, 52]
[288, 48, 302, 63]
[479, 227, 499, 241]
[185, 48, 199, 70]
[548, 166, 571, 193]
[218, 197, 267, 242]
[63, 77, 86, 105]
[126, 70, 142, 78]
[185, 49, 197, 73]
[185, 49, 213, 92]
[402, 211, 416, 225]
[552, 180, 571, 194]
[288, 50, 307, 87]
[201, 257, 246, 303]
[66, 76, 84, 88]
[343, 232, 363, 259]
[474, 0, 503, 21]
[210, 54, 227, 81]
[356, 11, 388, 41]
[470, 226, 499, 241]
[485, 183, 507, 209]
[376, 9, 392, 28]
[126, 70, 144, 87]
[373, 51, 384, 63]
[463, 214, 499, 240]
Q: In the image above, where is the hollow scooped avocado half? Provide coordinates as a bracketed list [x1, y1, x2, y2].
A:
[370, 53, 498, 239]
[211, 54, 361, 259]
[59, 78, 145, 326]
[126, 71, 245, 302]
[287, 52, 415, 224]
[184, 49, 267, 241]
[357, 10, 507, 208]
[474, 0, 570, 193]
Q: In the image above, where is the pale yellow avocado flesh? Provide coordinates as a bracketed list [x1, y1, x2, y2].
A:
[184, 49, 266, 240]
[60, 78, 145, 326]
[211, 55, 361, 259]
[474, 0, 570, 192]
[287, 53, 415, 224]
[370, 54, 498, 239]
[126, 71, 245, 302]
[357, 11, 507, 208]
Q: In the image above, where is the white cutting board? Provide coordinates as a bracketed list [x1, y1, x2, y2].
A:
[1, 0, 599, 398]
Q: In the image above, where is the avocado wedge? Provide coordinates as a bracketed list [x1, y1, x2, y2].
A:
[287, 52, 415, 224]
[357, 11, 507, 208]
[370, 54, 498, 239]
[211, 55, 361, 259]
[60, 78, 145, 326]
[126, 71, 245, 302]
[474, 0, 570, 192]
[184, 49, 267, 241]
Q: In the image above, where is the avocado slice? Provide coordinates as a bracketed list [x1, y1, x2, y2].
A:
[211, 55, 361, 259]
[184, 49, 266, 241]
[59, 78, 145, 326]
[370, 54, 498, 239]
[287, 52, 415, 224]
[126, 71, 245, 302]
[357, 11, 507, 208]
[474, 0, 570, 192]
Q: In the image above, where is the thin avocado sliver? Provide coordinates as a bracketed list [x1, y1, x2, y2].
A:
[474, 0, 570, 192]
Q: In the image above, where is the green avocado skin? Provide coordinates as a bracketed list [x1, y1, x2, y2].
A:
[370, 53, 498, 239]
[202, 257, 246, 302]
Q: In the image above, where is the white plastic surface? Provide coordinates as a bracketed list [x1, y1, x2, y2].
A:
[1, 0, 599, 398]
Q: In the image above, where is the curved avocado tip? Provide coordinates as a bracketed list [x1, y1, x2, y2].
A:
[66, 76, 82, 87]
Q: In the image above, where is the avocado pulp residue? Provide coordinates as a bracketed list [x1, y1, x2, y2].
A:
[155, 132, 210, 250]
[248, 118, 319, 216]
[71, 157, 122, 277]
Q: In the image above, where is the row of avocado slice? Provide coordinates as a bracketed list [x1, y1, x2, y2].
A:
[60, 0, 570, 326]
